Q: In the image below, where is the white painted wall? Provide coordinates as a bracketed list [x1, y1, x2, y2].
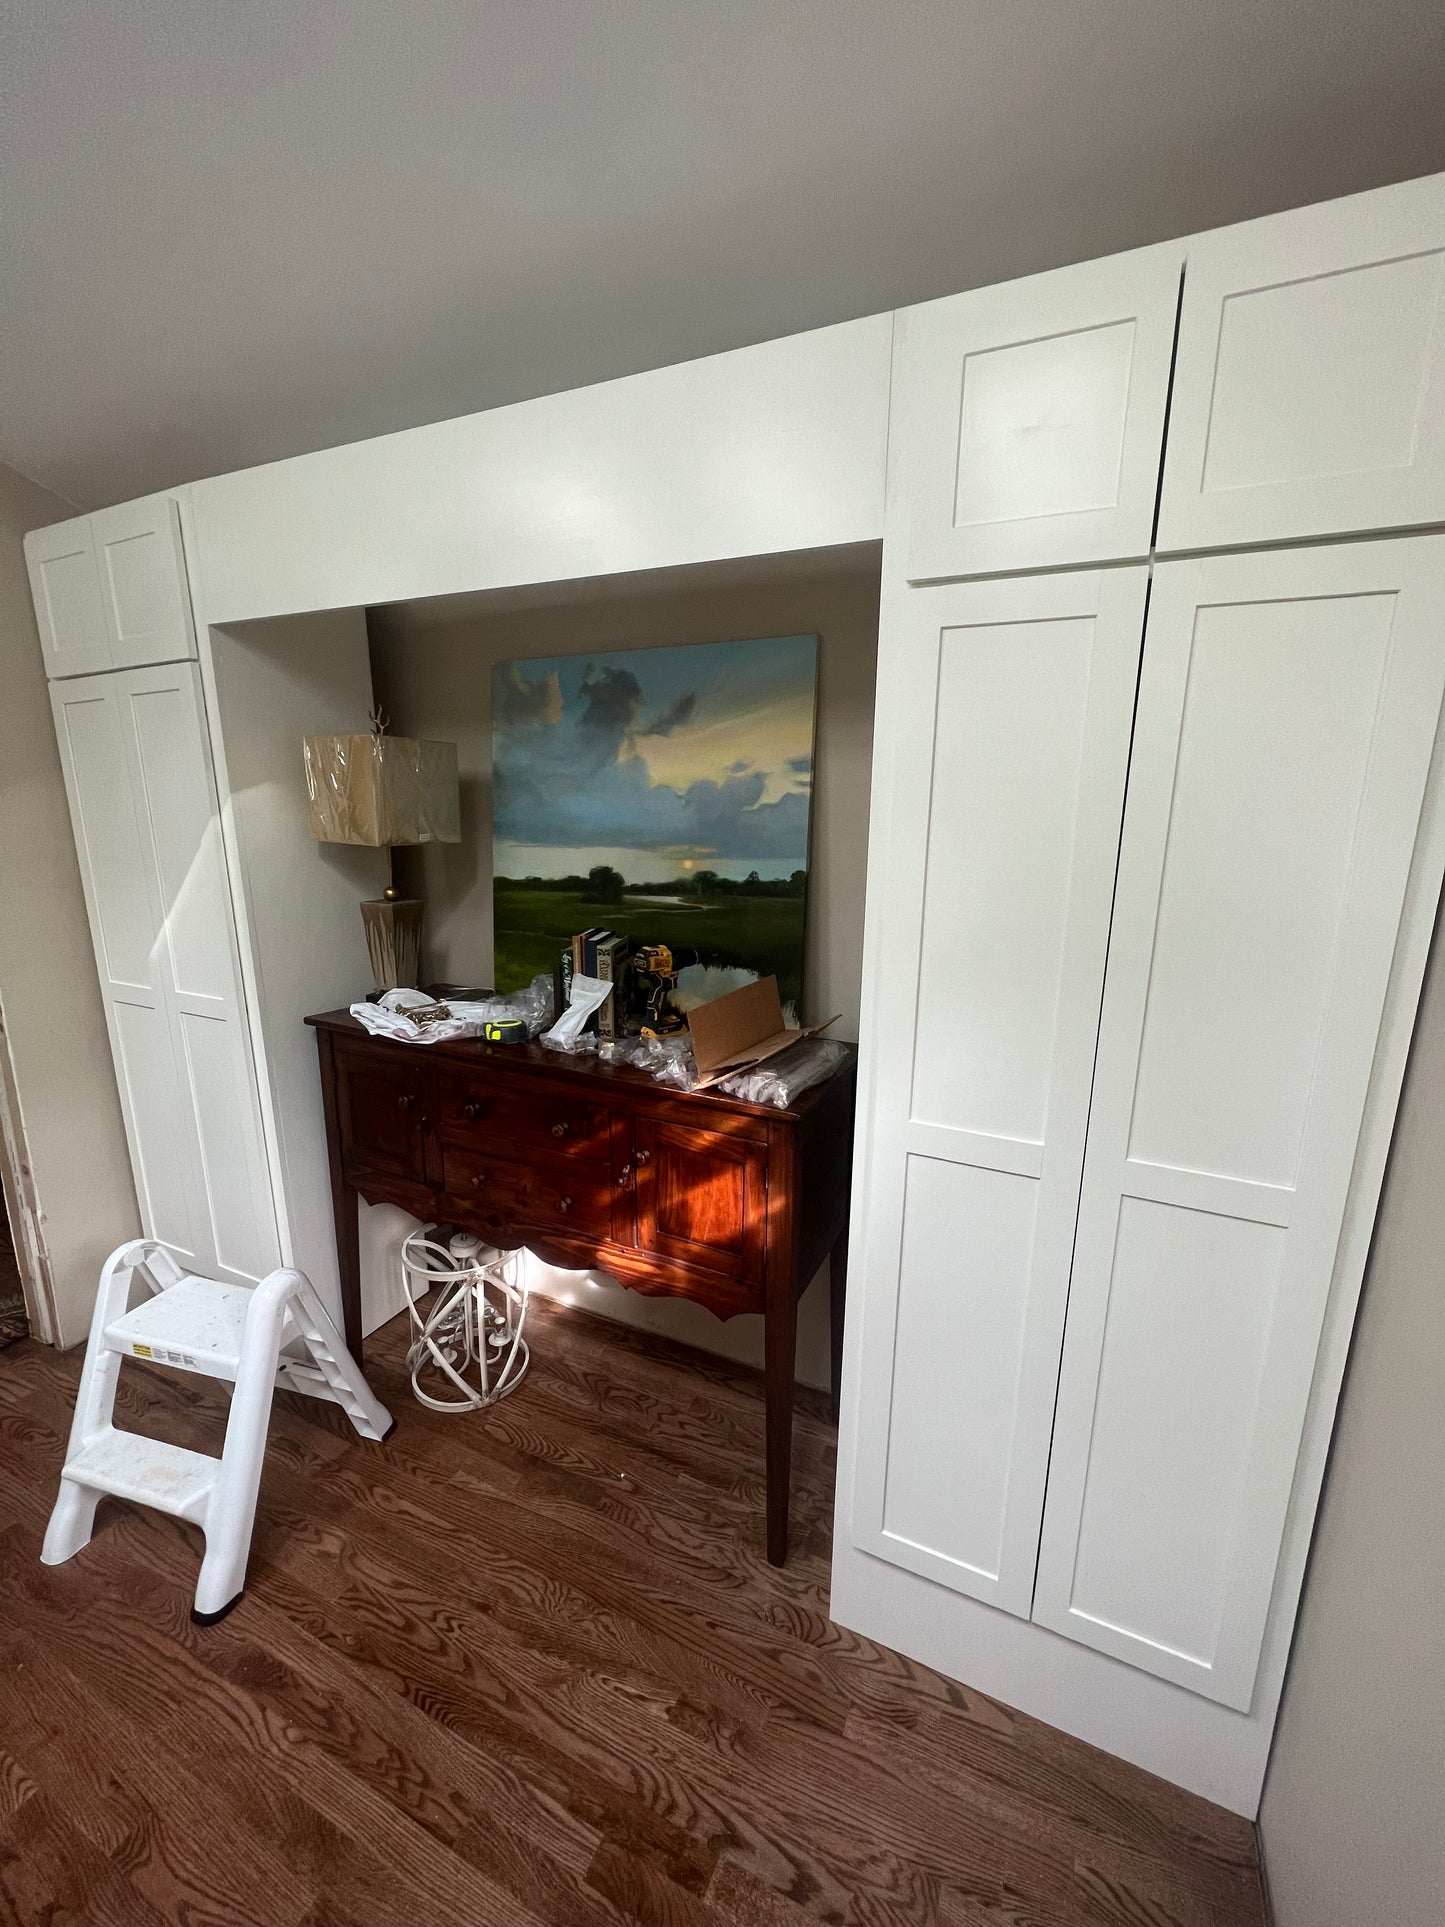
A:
[1259, 926, 1445, 1927]
[202, 610, 406, 1335]
[0, 460, 139, 1346]
[368, 552, 881, 1388]
[187, 318, 891, 625]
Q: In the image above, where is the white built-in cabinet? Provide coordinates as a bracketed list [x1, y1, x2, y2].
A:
[23, 161, 1445, 1815]
[26, 492, 196, 678]
[839, 171, 1445, 1809]
[36, 528, 277, 1293]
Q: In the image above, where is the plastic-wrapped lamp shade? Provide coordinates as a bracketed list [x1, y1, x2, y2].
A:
[305, 734, 460, 847]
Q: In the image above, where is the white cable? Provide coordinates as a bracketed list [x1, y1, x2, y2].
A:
[400, 1227, 531, 1412]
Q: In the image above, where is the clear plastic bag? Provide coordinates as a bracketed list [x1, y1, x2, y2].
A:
[717, 1037, 849, 1107]
[613, 1031, 847, 1106]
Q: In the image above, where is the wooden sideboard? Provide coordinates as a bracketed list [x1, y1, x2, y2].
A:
[306, 1012, 856, 1563]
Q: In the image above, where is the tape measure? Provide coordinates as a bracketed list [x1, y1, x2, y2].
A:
[483, 1018, 528, 1045]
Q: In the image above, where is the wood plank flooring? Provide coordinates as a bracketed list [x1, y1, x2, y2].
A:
[0, 1299, 1269, 1927]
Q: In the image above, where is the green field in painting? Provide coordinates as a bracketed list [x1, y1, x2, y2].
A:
[493, 885, 807, 1010]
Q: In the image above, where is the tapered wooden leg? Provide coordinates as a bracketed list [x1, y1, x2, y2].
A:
[764, 1286, 798, 1566]
[829, 1227, 849, 1426]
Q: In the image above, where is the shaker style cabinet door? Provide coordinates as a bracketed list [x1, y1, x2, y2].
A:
[90, 494, 197, 667]
[890, 243, 1182, 582]
[50, 664, 279, 1289]
[848, 567, 1147, 1617]
[25, 517, 111, 677]
[1158, 173, 1445, 552]
[1033, 536, 1445, 1710]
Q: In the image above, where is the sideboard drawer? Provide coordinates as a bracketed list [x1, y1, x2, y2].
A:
[335, 1048, 434, 1185]
[441, 1142, 615, 1241]
[436, 1070, 613, 1164]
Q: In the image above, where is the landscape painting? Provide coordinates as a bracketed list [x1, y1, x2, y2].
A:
[492, 634, 818, 1012]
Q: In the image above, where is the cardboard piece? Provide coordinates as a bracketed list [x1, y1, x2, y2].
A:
[687, 976, 839, 1091]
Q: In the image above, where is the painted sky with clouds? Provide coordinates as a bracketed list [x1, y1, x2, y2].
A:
[492, 634, 817, 877]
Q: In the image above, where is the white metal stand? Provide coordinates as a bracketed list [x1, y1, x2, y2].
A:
[401, 1229, 530, 1412]
[42, 1239, 393, 1622]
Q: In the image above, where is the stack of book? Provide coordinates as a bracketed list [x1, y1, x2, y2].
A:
[560, 928, 630, 1037]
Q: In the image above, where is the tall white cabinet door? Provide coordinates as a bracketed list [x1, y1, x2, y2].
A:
[25, 518, 111, 677]
[849, 567, 1148, 1615]
[1034, 536, 1445, 1710]
[91, 495, 197, 667]
[50, 677, 203, 1266]
[891, 244, 1182, 583]
[1159, 174, 1445, 552]
[50, 668, 278, 1289]
[116, 665, 277, 1285]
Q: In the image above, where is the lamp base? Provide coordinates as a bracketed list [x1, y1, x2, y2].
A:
[361, 897, 423, 992]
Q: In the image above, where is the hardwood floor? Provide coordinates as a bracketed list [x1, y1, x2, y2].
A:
[0, 1299, 1268, 1927]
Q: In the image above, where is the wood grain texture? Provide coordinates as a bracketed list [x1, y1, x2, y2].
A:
[0, 1301, 1268, 1927]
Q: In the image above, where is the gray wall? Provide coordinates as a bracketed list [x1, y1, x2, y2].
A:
[1259, 924, 1445, 1925]
[368, 557, 880, 1387]
[0, 462, 139, 1345]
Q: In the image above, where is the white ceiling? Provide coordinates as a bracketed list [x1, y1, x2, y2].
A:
[4, 2, 1443, 511]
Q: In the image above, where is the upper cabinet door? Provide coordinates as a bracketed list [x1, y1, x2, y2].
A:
[1159, 174, 1445, 552]
[1033, 536, 1445, 1711]
[848, 567, 1147, 1618]
[890, 243, 1183, 582]
[25, 517, 110, 677]
[91, 495, 197, 667]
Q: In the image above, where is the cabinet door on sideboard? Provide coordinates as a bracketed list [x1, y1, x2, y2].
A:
[1034, 535, 1445, 1710]
[1159, 174, 1445, 553]
[891, 243, 1182, 582]
[848, 567, 1146, 1617]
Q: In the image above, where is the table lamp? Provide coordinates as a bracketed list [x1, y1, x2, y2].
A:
[304, 714, 460, 993]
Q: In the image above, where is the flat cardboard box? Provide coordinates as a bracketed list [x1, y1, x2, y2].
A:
[687, 976, 838, 1091]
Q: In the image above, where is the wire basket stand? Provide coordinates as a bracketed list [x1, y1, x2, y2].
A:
[400, 1228, 530, 1412]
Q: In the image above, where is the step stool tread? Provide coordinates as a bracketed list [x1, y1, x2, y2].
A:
[106, 1275, 256, 1372]
[63, 1429, 217, 1520]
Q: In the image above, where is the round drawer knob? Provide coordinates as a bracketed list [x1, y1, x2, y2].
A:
[462, 1100, 482, 1119]
[397, 1094, 413, 1110]
[635, 1149, 651, 1166]
[556, 1197, 572, 1214]
[469, 1173, 486, 1189]
[551, 1122, 568, 1138]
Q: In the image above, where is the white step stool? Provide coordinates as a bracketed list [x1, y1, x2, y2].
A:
[42, 1239, 394, 1622]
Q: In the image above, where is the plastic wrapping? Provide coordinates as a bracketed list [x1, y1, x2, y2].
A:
[348, 973, 555, 1045]
[608, 1032, 847, 1106]
[305, 733, 460, 846]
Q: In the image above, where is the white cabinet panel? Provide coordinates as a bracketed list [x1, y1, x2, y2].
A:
[890, 244, 1182, 581]
[1035, 537, 1445, 1710]
[1160, 174, 1445, 551]
[24, 518, 110, 677]
[850, 568, 1146, 1614]
[92, 495, 197, 667]
[49, 665, 277, 1289]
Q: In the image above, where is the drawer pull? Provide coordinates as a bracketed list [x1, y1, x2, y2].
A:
[462, 1099, 483, 1120]
[556, 1197, 573, 1214]
[635, 1149, 651, 1167]
[551, 1121, 569, 1138]
[397, 1094, 414, 1111]
[616, 1162, 632, 1186]
[469, 1173, 487, 1189]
